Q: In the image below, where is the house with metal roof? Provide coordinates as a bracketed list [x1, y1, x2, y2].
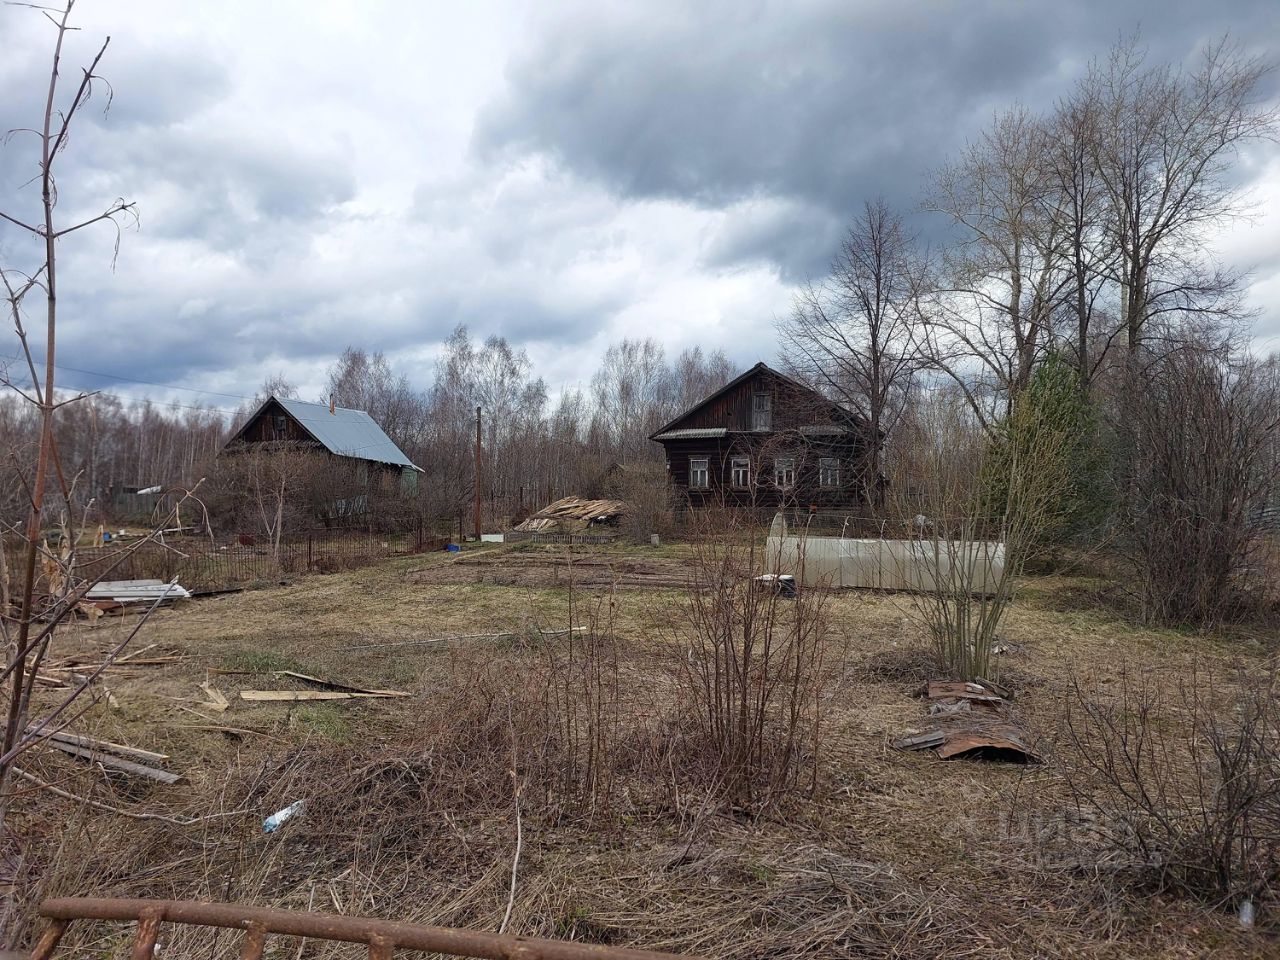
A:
[223, 395, 422, 495]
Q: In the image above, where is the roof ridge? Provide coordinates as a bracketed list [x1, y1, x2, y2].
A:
[277, 396, 367, 415]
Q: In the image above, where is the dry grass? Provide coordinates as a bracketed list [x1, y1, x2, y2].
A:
[6, 544, 1278, 957]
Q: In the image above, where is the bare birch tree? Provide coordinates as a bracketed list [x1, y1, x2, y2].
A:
[780, 199, 923, 509]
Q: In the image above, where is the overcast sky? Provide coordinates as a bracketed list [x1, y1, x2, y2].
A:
[1, 0, 1277, 414]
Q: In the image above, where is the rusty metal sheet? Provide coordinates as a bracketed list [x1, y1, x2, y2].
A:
[920, 681, 1004, 703]
[933, 723, 1041, 763]
[895, 723, 1040, 763]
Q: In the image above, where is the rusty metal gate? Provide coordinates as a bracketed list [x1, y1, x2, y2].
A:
[29, 898, 702, 960]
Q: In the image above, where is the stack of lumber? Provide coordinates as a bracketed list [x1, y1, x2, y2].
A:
[32, 728, 181, 783]
[514, 497, 627, 533]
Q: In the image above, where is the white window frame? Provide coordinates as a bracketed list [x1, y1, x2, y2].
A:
[819, 456, 840, 488]
[730, 456, 750, 488]
[689, 457, 710, 489]
[774, 456, 795, 488]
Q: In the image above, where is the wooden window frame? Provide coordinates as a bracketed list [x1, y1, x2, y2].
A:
[730, 456, 750, 489]
[689, 457, 710, 489]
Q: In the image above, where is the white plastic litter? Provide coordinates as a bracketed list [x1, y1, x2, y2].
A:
[263, 800, 306, 833]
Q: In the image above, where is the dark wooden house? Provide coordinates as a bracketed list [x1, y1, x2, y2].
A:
[649, 362, 877, 515]
[224, 396, 422, 496]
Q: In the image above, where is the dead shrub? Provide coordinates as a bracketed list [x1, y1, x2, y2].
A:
[604, 460, 675, 543]
[1060, 665, 1280, 908]
[668, 520, 831, 812]
[534, 590, 626, 819]
[1113, 349, 1280, 628]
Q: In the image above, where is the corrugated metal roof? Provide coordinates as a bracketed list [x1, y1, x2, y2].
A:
[276, 398, 421, 470]
[652, 427, 728, 440]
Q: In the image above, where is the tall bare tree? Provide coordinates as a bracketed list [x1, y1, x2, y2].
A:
[780, 199, 923, 508]
[922, 107, 1071, 428]
[1043, 88, 1120, 394]
[591, 338, 673, 462]
[323, 346, 426, 449]
[1085, 37, 1275, 362]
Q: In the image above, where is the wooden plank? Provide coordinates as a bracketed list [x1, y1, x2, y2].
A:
[199, 681, 230, 711]
[272, 671, 409, 698]
[39, 730, 170, 763]
[240, 691, 364, 702]
[115, 643, 160, 663]
[40, 739, 181, 784]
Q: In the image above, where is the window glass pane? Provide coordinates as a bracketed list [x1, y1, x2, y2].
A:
[752, 392, 772, 431]
[730, 457, 750, 487]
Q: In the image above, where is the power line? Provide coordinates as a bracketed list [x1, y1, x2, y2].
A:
[27, 358, 257, 403]
[18, 381, 243, 414]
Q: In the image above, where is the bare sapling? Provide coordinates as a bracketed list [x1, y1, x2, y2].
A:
[534, 549, 622, 820]
[674, 511, 830, 811]
[0, 1, 186, 847]
[893, 363, 1080, 681]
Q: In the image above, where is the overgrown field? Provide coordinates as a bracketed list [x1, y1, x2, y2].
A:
[10, 542, 1279, 958]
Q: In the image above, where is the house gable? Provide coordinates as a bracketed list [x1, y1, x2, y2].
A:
[650, 362, 860, 439]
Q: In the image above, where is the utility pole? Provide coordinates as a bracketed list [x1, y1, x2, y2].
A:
[473, 405, 482, 541]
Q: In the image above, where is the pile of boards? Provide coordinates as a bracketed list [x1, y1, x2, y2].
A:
[514, 496, 627, 533]
[35, 728, 180, 783]
[893, 679, 1041, 763]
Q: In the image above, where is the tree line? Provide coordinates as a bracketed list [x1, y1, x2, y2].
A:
[0, 329, 734, 529]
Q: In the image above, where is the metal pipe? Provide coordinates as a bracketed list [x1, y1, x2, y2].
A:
[38, 899, 702, 960]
